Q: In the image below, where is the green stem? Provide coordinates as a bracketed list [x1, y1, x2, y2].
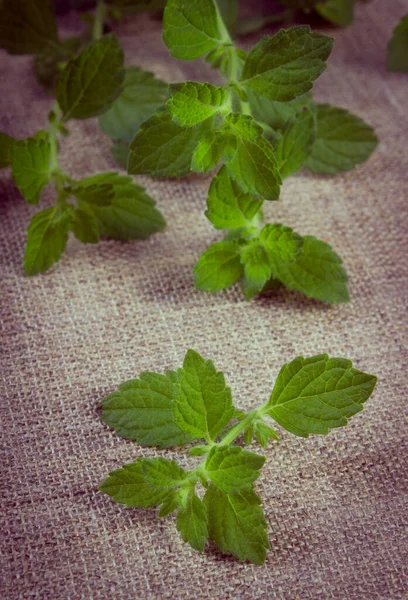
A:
[217, 409, 261, 447]
[93, 0, 105, 40]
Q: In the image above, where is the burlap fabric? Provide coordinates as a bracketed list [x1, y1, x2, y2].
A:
[1, 2, 407, 598]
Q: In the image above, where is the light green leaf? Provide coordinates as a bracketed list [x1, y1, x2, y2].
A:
[194, 240, 243, 293]
[168, 82, 228, 127]
[247, 90, 313, 131]
[240, 240, 272, 292]
[0, 131, 16, 169]
[204, 484, 269, 564]
[24, 206, 72, 275]
[260, 223, 304, 262]
[11, 134, 51, 204]
[191, 131, 227, 173]
[163, 0, 230, 60]
[56, 34, 125, 121]
[174, 349, 235, 442]
[99, 66, 168, 143]
[128, 108, 213, 178]
[241, 26, 333, 101]
[70, 208, 99, 244]
[206, 166, 262, 229]
[177, 493, 208, 551]
[268, 235, 349, 303]
[101, 371, 192, 447]
[99, 458, 187, 507]
[68, 173, 118, 206]
[205, 446, 265, 493]
[224, 114, 281, 200]
[253, 421, 278, 448]
[78, 174, 165, 241]
[305, 104, 378, 174]
[387, 14, 408, 73]
[316, 0, 354, 27]
[264, 354, 377, 437]
[0, 0, 59, 55]
[274, 109, 315, 178]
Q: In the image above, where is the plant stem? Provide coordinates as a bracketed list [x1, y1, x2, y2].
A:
[217, 409, 261, 447]
[93, 0, 105, 40]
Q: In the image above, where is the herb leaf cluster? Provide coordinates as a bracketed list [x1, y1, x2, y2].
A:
[101, 349, 377, 563]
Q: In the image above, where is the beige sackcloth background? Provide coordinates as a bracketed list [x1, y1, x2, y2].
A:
[1, 1, 407, 598]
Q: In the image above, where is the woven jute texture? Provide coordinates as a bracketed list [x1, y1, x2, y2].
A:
[1, 2, 407, 599]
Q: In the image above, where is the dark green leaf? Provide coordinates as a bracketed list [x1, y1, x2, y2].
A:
[70, 208, 99, 243]
[316, 0, 354, 27]
[247, 90, 313, 131]
[99, 66, 168, 143]
[177, 493, 208, 551]
[11, 134, 52, 204]
[24, 205, 72, 275]
[205, 446, 265, 493]
[274, 108, 315, 177]
[128, 108, 214, 178]
[0, 0, 59, 55]
[387, 14, 408, 73]
[0, 131, 16, 169]
[241, 26, 333, 101]
[56, 34, 125, 121]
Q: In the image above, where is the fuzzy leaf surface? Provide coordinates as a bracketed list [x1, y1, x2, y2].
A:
[177, 493, 208, 552]
[240, 26, 333, 101]
[265, 354, 378, 437]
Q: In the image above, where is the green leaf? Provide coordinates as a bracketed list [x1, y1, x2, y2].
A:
[99, 66, 168, 143]
[110, 140, 129, 168]
[268, 235, 349, 304]
[387, 14, 408, 73]
[316, 0, 354, 27]
[240, 240, 272, 292]
[274, 109, 315, 178]
[56, 34, 125, 121]
[77, 174, 165, 241]
[177, 493, 208, 551]
[101, 371, 192, 447]
[194, 240, 243, 293]
[205, 165, 263, 229]
[264, 354, 378, 437]
[0, 131, 16, 169]
[216, 0, 239, 34]
[163, 0, 230, 60]
[24, 206, 72, 275]
[253, 421, 278, 448]
[128, 108, 213, 178]
[279, 0, 319, 7]
[204, 484, 269, 564]
[247, 90, 313, 131]
[167, 82, 228, 127]
[34, 37, 83, 89]
[174, 349, 235, 442]
[191, 131, 227, 173]
[205, 446, 265, 493]
[305, 104, 378, 174]
[240, 26, 333, 101]
[259, 223, 304, 262]
[99, 458, 187, 507]
[0, 0, 59, 55]
[224, 114, 281, 200]
[11, 134, 51, 204]
[68, 173, 118, 206]
[70, 208, 99, 244]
